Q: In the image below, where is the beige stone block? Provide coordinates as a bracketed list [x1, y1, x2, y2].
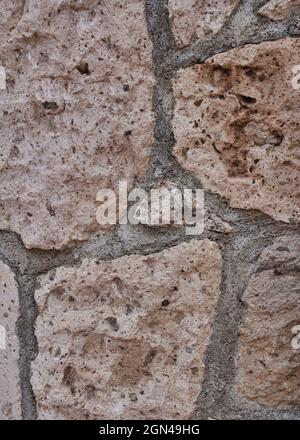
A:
[258, 0, 300, 21]
[173, 38, 300, 222]
[32, 239, 222, 419]
[0, 261, 21, 420]
[236, 236, 300, 407]
[169, 0, 239, 47]
[0, 0, 154, 249]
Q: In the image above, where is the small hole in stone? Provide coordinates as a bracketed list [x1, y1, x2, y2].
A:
[105, 316, 119, 332]
[76, 62, 91, 75]
[194, 99, 203, 107]
[239, 95, 256, 104]
[42, 101, 58, 110]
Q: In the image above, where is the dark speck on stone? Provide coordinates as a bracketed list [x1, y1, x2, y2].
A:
[105, 316, 119, 332]
[76, 62, 91, 75]
[42, 101, 58, 110]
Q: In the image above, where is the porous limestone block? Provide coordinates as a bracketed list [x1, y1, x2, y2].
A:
[169, 0, 239, 47]
[32, 239, 222, 419]
[258, 0, 300, 21]
[236, 236, 300, 407]
[173, 38, 300, 223]
[0, 0, 154, 249]
[0, 261, 21, 420]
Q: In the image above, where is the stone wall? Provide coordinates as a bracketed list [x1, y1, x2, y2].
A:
[0, 0, 299, 420]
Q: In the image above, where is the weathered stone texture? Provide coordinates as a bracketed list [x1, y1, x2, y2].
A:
[0, 262, 21, 420]
[32, 240, 222, 419]
[0, 0, 154, 249]
[173, 38, 300, 223]
[258, 0, 300, 21]
[169, 0, 239, 47]
[236, 236, 300, 408]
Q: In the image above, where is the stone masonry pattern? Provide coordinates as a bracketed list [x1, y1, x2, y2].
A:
[0, 0, 299, 420]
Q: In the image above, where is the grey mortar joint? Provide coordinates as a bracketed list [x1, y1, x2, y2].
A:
[0, 0, 299, 419]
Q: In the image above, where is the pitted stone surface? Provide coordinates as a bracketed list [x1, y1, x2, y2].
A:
[169, 0, 239, 47]
[258, 0, 300, 21]
[236, 236, 300, 408]
[32, 240, 222, 419]
[173, 38, 300, 223]
[0, 0, 154, 249]
[0, 262, 21, 420]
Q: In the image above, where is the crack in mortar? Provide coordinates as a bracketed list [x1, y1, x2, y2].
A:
[0, 0, 299, 420]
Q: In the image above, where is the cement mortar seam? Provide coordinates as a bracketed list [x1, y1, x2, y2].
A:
[1, 0, 299, 420]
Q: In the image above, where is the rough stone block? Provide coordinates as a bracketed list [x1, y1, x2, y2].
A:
[0, 0, 154, 249]
[258, 0, 300, 21]
[32, 240, 222, 419]
[0, 261, 21, 420]
[173, 38, 300, 223]
[169, 0, 239, 47]
[236, 236, 300, 407]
